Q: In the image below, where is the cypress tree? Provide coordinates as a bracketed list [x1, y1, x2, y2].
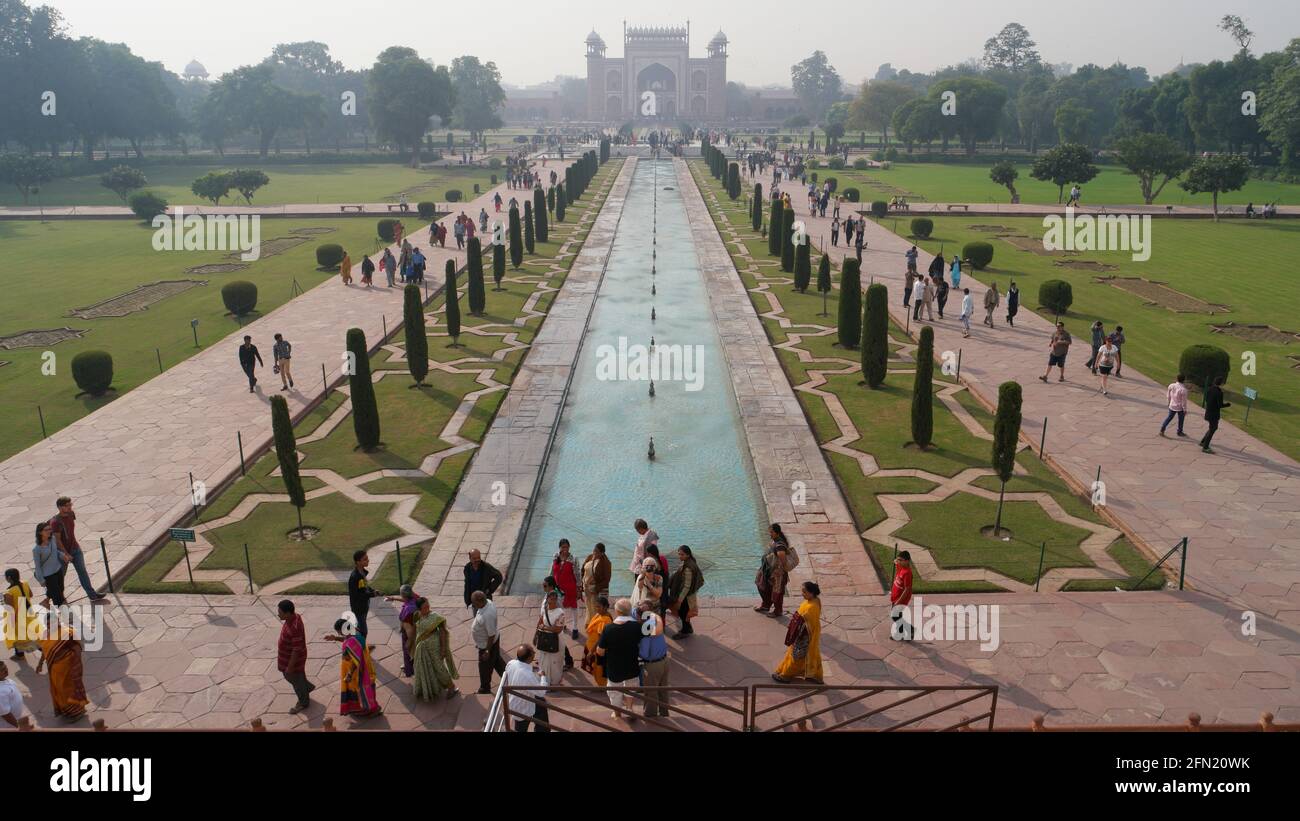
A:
[508, 205, 523, 269]
[346, 327, 381, 450]
[837, 258, 862, 349]
[403, 284, 429, 386]
[780, 207, 796, 273]
[991, 381, 1023, 536]
[752, 183, 763, 231]
[794, 236, 811, 292]
[862, 283, 889, 388]
[524, 200, 536, 253]
[534, 186, 548, 243]
[727, 162, 741, 199]
[910, 325, 934, 447]
[467, 237, 486, 315]
[547, 185, 555, 215]
[270, 394, 307, 537]
[444, 259, 462, 347]
[565, 166, 574, 204]
[816, 254, 832, 317]
[768, 197, 782, 256]
[555, 183, 566, 222]
[492, 241, 506, 290]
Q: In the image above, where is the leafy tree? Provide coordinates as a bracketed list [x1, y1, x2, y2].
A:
[989, 160, 1019, 202]
[99, 166, 149, 204]
[346, 327, 381, 450]
[533, 186, 548, 243]
[443, 259, 461, 346]
[862, 283, 889, 389]
[927, 77, 1006, 155]
[849, 80, 919, 146]
[1218, 14, 1254, 53]
[74, 39, 183, 159]
[1112, 134, 1191, 204]
[837, 258, 862, 349]
[270, 395, 307, 537]
[983, 23, 1041, 72]
[910, 325, 934, 446]
[892, 97, 943, 152]
[228, 168, 270, 205]
[191, 171, 232, 206]
[1259, 47, 1300, 169]
[991, 381, 1023, 536]
[791, 50, 843, 121]
[204, 64, 314, 158]
[402, 284, 428, 386]
[450, 55, 505, 144]
[1179, 154, 1250, 221]
[508, 204, 523, 268]
[0, 154, 55, 205]
[1053, 100, 1093, 145]
[369, 47, 454, 167]
[1030, 143, 1098, 203]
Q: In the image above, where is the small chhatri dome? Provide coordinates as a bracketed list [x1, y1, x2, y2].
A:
[709, 30, 728, 45]
[585, 30, 605, 46]
[183, 59, 208, 79]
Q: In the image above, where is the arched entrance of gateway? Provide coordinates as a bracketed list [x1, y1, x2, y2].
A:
[636, 62, 677, 118]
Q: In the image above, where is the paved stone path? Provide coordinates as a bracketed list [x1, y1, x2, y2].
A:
[4, 589, 1296, 730]
[0, 157, 582, 588]
[859, 203, 1299, 218]
[740, 167, 1300, 615]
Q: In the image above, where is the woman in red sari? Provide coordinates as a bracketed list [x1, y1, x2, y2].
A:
[551, 539, 580, 641]
[36, 622, 88, 721]
[328, 618, 381, 719]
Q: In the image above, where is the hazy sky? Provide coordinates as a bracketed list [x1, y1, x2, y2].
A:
[42, 0, 1300, 87]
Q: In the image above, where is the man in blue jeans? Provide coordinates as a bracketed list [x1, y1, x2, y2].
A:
[49, 497, 106, 602]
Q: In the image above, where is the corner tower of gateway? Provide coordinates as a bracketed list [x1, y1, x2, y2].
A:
[586, 23, 727, 123]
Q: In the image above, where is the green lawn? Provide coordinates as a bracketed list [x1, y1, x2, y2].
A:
[821, 161, 1300, 208]
[2, 163, 496, 207]
[119, 158, 625, 594]
[0, 216, 389, 461]
[877, 216, 1300, 461]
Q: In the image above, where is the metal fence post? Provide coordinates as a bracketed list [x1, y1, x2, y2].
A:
[1039, 417, 1048, 458]
[956, 349, 963, 382]
[188, 471, 199, 522]
[1034, 542, 1046, 592]
[156, 348, 164, 374]
[244, 542, 253, 594]
[237, 431, 246, 476]
[394, 541, 404, 586]
[321, 363, 327, 395]
[37, 405, 47, 439]
[181, 540, 194, 586]
[100, 537, 114, 594]
[1178, 537, 1188, 590]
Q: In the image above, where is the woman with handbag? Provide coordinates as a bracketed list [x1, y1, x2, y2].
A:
[667, 546, 703, 639]
[754, 523, 790, 618]
[535, 589, 567, 687]
[551, 539, 581, 641]
[772, 582, 824, 685]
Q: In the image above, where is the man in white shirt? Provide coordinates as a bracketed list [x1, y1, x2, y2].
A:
[960, 288, 974, 338]
[502, 645, 550, 732]
[911, 277, 927, 321]
[0, 661, 26, 728]
[470, 592, 506, 695]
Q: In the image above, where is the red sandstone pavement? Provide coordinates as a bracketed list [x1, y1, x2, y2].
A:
[0, 153, 583, 584]
[744, 166, 1300, 616]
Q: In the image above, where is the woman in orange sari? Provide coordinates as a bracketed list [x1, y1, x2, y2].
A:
[4, 568, 41, 659]
[328, 618, 381, 718]
[339, 250, 353, 285]
[772, 582, 823, 685]
[36, 622, 88, 720]
[581, 596, 612, 686]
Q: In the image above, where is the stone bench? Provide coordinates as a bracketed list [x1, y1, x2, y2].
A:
[386, 203, 411, 212]
[339, 205, 364, 212]
[946, 204, 969, 212]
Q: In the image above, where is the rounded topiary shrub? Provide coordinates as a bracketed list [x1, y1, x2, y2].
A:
[490, 174, 498, 186]
[853, 158, 869, 170]
[221, 280, 259, 316]
[489, 158, 502, 169]
[810, 172, 818, 183]
[1179, 345, 1231, 391]
[71, 350, 114, 397]
[807, 158, 820, 170]
[872, 150, 885, 162]
[1038, 280, 1074, 315]
[417, 201, 437, 219]
[842, 187, 861, 203]
[885, 147, 900, 162]
[377, 218, 399, 242]
[473, 183, 481, 195]
[129, 191, 168, 222]
[445, 189, 463, 202]
[824, 177, 838, 193]
[963, 241, 995, 270]
[910, 218, 934, 239]
[316, 243, 345, 269]
[870, 200, 889, 218]
[514, 136, 528, 144]
[828, 157, 846, 170]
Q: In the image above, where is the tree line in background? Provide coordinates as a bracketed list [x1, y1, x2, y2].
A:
[0, 0, 507, 166]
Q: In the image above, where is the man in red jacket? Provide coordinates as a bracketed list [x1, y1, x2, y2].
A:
[890, 551, 913, 641]
[277, 600, 315, 714]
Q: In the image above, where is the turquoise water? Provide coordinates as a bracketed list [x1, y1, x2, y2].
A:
[514, 159, 768, 596]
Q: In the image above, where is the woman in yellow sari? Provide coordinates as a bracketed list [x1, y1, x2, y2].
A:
[329, 618, 381, 718]
[339, 251, 353, 285]
[773, 582, 823, 685]
[581, 596, 612, 686]
[36, 622, 88, 720]
[410, 598, 459, 701]
[4, 569, 41, 658]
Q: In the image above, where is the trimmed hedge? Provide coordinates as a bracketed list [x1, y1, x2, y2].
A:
[842, 187, 860, 203]
[828, 157, 846, 170]
[221, 280, 258, 316]
[445, 189, 463, 202]
[129, 191, 168, 222]
[853, 158, 870, 170]
[71, 350, 113, 397]
[870, 200, 888, 218]
[1179, 345, 1231, 391]
[316, 243, 345, 269]
[963, 241, 994, 270]
[1038, 280, 1074, 314]
[910, 218, 934, 239]
[417, 201, 437, 219]
[377, 218, 399, 242]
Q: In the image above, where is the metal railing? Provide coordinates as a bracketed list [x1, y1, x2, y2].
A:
[750, 684, 998, 732]
[1130, 536, 1189, 591]
[485, 685, 749, 732]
